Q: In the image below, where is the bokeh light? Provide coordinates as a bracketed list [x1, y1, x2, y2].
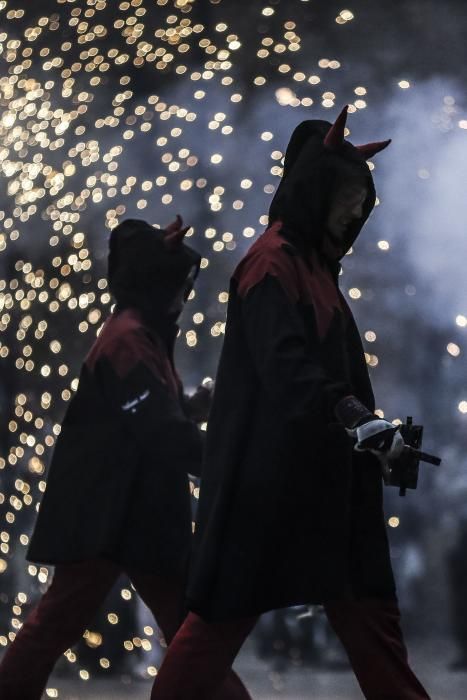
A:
[0, 0, 466, 692]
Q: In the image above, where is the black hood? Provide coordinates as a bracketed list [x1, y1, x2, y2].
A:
[108, 218, 201, 326]
[269, 119, 377, 259]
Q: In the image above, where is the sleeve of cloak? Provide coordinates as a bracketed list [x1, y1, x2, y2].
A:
[91, 330, 204, 476]
[241, 271, 353, 426]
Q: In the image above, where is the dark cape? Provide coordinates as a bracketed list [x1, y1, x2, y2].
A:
[28, 220, 203, 576]
[186, 120, 396, 621]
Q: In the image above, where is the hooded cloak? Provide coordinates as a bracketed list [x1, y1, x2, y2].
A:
[28, 219, 203, 575]
[186, 114, 396, 621]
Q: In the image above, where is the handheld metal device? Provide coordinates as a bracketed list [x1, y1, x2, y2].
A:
[384, 417, 441, 496]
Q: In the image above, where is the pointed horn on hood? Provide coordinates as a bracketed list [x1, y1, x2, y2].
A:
[164, 214, 190, 249]
[323, 105, 349, 150]
[165, 214, 183, 235]
[164, 226, 190, 249]
[356, 139, 392, 159]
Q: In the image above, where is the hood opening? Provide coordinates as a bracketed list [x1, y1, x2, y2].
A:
[268, 117, 381, 260]
[108, 218, 201, 326]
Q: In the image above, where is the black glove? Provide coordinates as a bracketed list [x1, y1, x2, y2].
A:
[184, 380, 215, 423]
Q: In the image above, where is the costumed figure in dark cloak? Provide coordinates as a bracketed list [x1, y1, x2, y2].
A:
[150, 108, 432, 700]
[0, 216, 251, 700]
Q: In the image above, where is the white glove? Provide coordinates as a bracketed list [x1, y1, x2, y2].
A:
[349, 419, 405, 477]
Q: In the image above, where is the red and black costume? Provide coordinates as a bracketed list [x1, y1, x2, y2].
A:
[150, 111, 431, 699]
[0, 219, 251, 700]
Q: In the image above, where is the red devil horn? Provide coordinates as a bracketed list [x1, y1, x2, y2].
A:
[164, 215, 190, 249]
[356, 139, 391, 159]
[165, 214, 183, 235]
[323, 105, 349, 150]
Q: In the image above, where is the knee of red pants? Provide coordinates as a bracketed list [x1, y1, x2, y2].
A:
[0, 560, 118, 697]
[324, 599, 430, 700]
[151, 613, 256, 700]
[325, 598, 401, 636]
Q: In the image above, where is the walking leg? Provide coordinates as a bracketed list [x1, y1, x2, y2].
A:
[142, 604, 256, 700]
[324, 598, 430, 700]
[129, 572, 255, 700]
[0, 559, 119, 700]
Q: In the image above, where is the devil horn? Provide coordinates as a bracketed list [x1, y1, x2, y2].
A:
[164, 214, 183, 235]
[323, 105, 349, 150]
[165, 225, 190, 249]
[356, 139, 392, 159]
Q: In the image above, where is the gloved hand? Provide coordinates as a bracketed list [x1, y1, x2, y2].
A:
[350, 418, 404, 465]
[185, 380, 215, 423]
[334, 396, 404, 478]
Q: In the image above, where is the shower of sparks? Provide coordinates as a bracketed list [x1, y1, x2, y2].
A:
[0, 0, 465, 688]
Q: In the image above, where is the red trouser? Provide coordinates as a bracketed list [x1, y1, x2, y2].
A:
[151, 599, 431, 700]
[0, 559, 251, 700]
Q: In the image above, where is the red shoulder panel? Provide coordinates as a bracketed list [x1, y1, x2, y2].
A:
[233, 222, 344, 340]
[233, 221, 300, 304]
[302, 248, 344, 340]
[85, 309, 179, 397]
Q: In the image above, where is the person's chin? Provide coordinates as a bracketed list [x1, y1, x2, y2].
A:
[168, 305, 183, 318]
[322, 237, 343, 260]
[328, 231, 345, 249]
